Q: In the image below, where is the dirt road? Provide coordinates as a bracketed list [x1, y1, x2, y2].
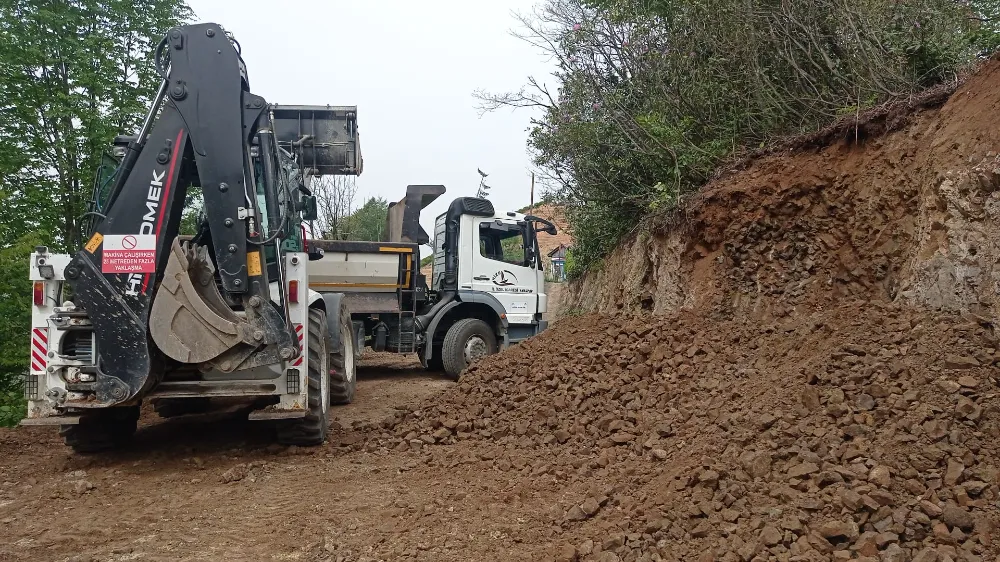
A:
[0, 354, 565, 562]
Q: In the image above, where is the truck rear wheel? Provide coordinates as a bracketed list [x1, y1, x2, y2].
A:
[60, 406, 140, 454]
[441, 318, 497, 381]
[329, 299, 357, 405]
[276, 308, 330, 446]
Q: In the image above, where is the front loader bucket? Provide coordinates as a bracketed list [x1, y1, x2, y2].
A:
[150, 239, 249, 363]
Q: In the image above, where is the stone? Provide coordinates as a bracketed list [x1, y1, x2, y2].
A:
[919, 500, 943, 517]
[741, 452, 772, 479]
[651, 449, 668, 461]
[857, 393, 876, 411]
[881, 544, 907, 562]
[869, 465, 891, 488]
[760, 525, 783, 546]
[788, 462, 820, 479]
[940, 505, 974, 531]
[943, 355, 979, 369]
[840, 489, 864, 511]
[963, 480, 988, 496]
[944, 459, 965, 486]
[874, 532, 898, 547]
[610, 432, 635, 444]
[581, 497, 601, 517]
[817, 520, 859, 541]
[957, 375, 979, 388]
[71, 480, 94, 494]
[699, 470, 721, 488]
[556, 544, 578, 562]
[936, 379, 962, 393]
[565, 505, 587, 522]
[690, 520, 712, 538]
[911, 547, 940, 562]
[801, 386, 821, 410]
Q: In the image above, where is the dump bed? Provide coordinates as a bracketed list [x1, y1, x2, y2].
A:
[307, 240, 418, 293]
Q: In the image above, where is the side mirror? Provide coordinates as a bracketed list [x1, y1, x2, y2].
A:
[301, 195, 318, 221]
[525, 215, 557, 235]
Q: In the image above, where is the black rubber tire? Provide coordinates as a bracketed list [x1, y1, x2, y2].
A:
[153, 397, 211, 418]
[441, 318, 497, 381]
[60, 406, 140, 454]
[329, 299, 357, 406]
[276, 308, 330, 446]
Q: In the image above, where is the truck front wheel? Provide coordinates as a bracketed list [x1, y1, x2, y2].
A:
[441, 318, 497, 381]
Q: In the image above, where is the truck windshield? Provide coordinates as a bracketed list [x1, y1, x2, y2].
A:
[479, 221, 529, 267]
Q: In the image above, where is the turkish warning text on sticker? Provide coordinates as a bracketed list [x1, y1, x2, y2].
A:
[102, 235, 156, 273]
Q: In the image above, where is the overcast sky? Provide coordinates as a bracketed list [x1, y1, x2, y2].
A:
[186, 0, 556, 245]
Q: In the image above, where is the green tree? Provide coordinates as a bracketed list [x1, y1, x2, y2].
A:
[479, 0, 1000, 274]
[344, 196, 388, 242]
[0, 0, 192, 250]
[0, 0, 191, 425]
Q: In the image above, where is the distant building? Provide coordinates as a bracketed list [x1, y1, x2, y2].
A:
[547, 244, 569, 282]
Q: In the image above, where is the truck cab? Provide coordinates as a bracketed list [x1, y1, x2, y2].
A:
[433, 205, 552, 342]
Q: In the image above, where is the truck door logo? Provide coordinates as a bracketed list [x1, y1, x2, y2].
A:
[492, 270, 517, 286]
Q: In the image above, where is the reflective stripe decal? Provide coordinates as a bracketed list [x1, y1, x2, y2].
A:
[292, 323, 304, 366]
[30, 328, 47, 372]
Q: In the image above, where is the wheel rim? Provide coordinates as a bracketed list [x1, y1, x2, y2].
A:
[341, 322, 356, 382]
[463, 335, 489, 364]
[320, 341, 330, 408]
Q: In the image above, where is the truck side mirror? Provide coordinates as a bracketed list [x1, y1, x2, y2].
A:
[301, 195, 318, 221]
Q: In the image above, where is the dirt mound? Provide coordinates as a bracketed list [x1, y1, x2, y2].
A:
[369, 59, 1000, 561]
[380, 303, 1000, 560]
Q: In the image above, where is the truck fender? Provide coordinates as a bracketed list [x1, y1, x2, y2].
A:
[457, 291, 509, 325]
[423, 291, 510, 362]
[317, 292, 347, 352]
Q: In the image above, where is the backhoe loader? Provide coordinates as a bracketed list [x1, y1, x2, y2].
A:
[23, 22, 361, 452]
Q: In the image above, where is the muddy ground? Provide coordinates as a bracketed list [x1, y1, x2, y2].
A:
[0, 354, 552, 562]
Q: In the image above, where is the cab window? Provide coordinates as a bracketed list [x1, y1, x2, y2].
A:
[479, 221, 527, 267]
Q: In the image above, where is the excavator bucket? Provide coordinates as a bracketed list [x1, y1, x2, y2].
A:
[150, 239, 250, 363]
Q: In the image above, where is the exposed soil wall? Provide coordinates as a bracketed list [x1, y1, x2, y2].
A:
[563, 60, 1000, 321]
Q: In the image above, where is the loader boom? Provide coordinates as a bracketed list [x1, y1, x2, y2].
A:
[65, 23, 292, 405]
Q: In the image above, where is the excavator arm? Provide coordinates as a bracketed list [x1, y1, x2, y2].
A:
[65, 23, 295, 405]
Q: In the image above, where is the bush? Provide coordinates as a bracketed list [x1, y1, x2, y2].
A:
[0, 387, 26, 428]
[0, 234, 43, 427]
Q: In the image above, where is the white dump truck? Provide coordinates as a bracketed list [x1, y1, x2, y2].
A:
[308, 185, 557, 379]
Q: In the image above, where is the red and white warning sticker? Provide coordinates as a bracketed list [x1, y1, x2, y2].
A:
[102, 234, 156, 273]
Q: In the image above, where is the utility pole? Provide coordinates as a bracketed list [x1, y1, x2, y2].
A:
[530, 171, 535, 210]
